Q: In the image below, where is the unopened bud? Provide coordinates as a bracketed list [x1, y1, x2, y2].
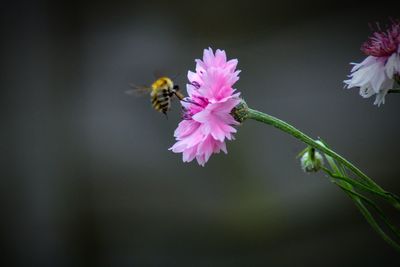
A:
[300, 147, 324, 172]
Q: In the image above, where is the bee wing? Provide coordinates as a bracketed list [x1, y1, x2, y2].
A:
[125, 84, 152, 96]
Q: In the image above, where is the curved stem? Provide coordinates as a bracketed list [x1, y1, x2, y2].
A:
[322, 167, 388, 198]
[238, 105, 400, 251]
[322, 167, 400, 210]
[247, 108, 381, 189]
[336, 182, 400, 252]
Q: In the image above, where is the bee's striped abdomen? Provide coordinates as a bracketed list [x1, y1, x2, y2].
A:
[151, 88, 171, 114]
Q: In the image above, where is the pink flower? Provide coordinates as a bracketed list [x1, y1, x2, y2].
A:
[169, 48, 241, 166]
[344, 21, 400, 106]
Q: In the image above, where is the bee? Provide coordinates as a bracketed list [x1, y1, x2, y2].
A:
[127, 76, 184, 117]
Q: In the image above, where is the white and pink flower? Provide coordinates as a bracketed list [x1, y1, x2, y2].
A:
[169, 48, 241, 166]
[344, 21, 400, 106]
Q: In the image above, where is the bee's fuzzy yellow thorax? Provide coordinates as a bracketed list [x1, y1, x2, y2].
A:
[152, 77, 174, 91]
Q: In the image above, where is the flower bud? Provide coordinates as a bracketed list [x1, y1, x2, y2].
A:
[300, 147, 324, 172]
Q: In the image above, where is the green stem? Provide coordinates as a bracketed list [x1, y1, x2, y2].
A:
[322, 167, 384, 196]
[244, 107, 400, 210]
[233, 103, 400, 251]
[336, 182, 400, 252]
[246, 108, 381, 188]
[322, 167, 386, 197]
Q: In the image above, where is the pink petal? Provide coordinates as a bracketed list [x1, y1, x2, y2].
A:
[170, 48, 241, 166]
[214, 49, 227, 67]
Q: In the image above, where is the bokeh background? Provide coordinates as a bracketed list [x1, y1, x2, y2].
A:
[2, 0, 400, 266]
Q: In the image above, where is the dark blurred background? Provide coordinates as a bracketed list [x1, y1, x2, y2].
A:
[2, 0, 400, 266]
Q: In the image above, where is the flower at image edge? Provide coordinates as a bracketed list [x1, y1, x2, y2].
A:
[344, 21, 400, 106]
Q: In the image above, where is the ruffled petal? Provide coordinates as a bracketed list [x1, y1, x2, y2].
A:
[170, 48, 241, 166]
[344, 54, 398, 106]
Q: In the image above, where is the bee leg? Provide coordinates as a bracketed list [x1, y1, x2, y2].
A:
[181, 97, 201, 107]
[168, 90, 175, 97]
[163, 111, 168, 120]
[174, 91, 185, 100]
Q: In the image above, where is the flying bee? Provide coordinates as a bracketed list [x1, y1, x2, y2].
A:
[127, 76, 184, 117]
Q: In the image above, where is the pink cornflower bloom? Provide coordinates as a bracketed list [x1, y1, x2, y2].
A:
[344, 21, 400, 106]
[169, 48, 241, 166]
